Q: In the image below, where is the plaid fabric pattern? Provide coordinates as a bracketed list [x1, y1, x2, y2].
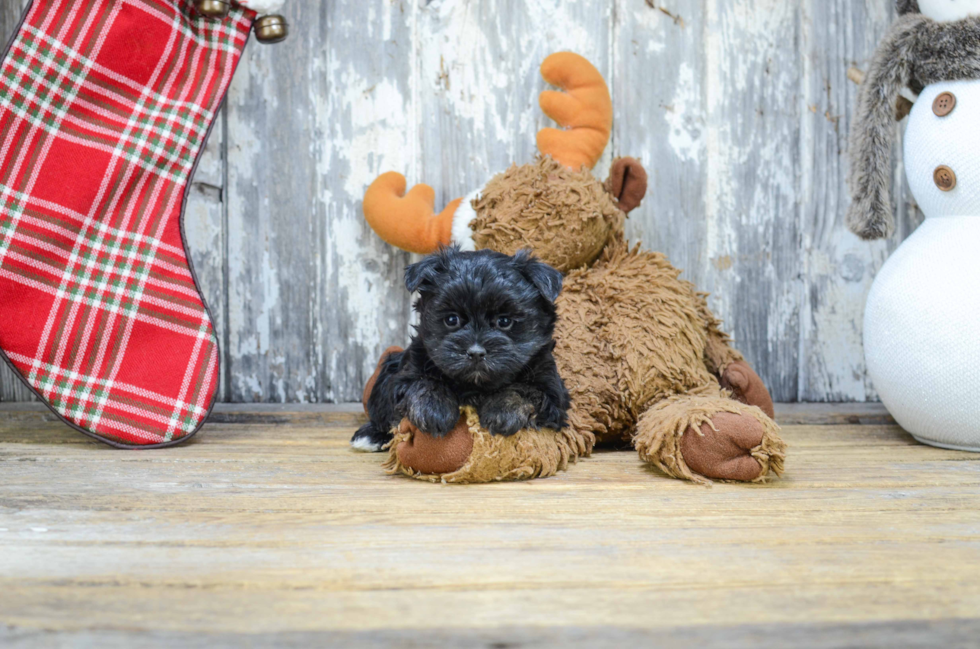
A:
[0, 0, 253, 446]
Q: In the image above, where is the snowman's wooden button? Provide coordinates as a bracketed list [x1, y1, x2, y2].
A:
[934, 165, 957, 192]
[933, 92, 956, 117]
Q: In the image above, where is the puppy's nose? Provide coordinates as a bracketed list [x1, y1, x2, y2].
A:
[467, 344, 486, 361]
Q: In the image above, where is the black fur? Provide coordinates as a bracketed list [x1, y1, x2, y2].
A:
[352, 247, 570, 451]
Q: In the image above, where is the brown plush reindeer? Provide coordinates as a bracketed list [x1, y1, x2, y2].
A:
[358, 53, 786, 484]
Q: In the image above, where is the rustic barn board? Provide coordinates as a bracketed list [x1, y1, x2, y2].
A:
[183, 112, 228, 399]
[2, 406, 980, 643]
[614, 0, 708, 279]
[700, 0, 804, 401]
[0, 0, 917, 404]
[796, 0, 917, 402]
[416, 0, 613, 201]
[223, 0, 416, 404]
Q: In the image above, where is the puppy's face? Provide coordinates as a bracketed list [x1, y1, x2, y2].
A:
[405, 248, 563, 388]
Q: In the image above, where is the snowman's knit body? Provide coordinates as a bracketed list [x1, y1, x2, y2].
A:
[864, 79, 980, 449]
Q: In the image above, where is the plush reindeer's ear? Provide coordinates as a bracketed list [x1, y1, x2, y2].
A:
[513, 249, 563, 303]
[606, 157, 648, 214]
[404, 250, 450, 293]
[897, 0, 920, 14]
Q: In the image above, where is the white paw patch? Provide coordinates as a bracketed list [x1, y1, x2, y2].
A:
[350, 436, 382, 452]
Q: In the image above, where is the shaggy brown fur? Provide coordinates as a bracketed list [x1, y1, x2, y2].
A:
[384, 190, 785, 484]
[848, 10, 980, 239]
[555, 242, 785, 482]
[472, 156, 624, 273]
[557, 242, 720, 443]
[377, 150, 786, 484]
[634, 385, 785, 486]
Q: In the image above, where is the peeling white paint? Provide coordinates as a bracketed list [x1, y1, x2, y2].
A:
[665, 63, 704, 163]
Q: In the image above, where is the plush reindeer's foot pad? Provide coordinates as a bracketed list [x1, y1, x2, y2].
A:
[720, 361, 776, 420]
[635, 388, 786, 485]
[393, 416, 474, 475]
[681, 412, 771, 482]
[384, 406, 586, 483]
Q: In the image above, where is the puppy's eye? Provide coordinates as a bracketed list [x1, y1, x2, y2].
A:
[444, 314, 460, 328]
[496, 316, 513, 330]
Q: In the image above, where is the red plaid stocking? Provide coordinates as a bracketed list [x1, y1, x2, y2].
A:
[0, 0, 255, 446]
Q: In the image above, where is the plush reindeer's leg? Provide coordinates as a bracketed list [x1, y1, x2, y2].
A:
[385, 407, 585, 483]
[633, 386, 785, 485]
[694, 294, 775, 420]
[718, 361, 775, 420]
[361, 346, 404, 413]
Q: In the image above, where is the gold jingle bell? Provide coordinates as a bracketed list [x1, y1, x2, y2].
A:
[194, 0, 231, 18]
[254, 15, 289, 44]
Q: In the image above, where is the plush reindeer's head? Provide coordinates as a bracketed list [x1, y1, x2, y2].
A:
[361, 52, 647, 272]
[467, 156, 647, 273]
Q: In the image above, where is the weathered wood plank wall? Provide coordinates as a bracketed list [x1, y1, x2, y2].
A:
[0, 0, 917, 403]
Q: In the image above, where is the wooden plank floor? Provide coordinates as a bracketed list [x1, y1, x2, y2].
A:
[2, 403, 980, 648]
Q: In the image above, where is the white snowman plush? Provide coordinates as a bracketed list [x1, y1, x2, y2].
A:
[849, 0, 980, 450]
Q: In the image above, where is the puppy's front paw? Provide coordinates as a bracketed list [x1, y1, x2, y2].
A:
[405, 393, 460, 438]
[479, 392, 534, 437]
[535, 400, 568, 431]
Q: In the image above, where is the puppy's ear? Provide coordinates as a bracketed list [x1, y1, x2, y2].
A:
[404, 253, 444, 293]
[513, 249, 563, 303]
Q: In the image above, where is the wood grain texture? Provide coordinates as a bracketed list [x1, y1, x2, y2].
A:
[0, 0, 916, 404]
[796, 0, 918, 401]
[223, 0, 415, 404]
[1, 405, 979, 645]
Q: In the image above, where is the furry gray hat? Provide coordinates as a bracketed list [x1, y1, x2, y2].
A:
[897, 0, 920, 14]
[848, 11, 980, 239]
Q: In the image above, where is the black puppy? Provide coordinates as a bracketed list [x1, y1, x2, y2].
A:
[351, 246, 570, 452]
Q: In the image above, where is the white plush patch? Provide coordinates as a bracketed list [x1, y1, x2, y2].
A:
[451, 186, 483, 251]
[350, 436, 382, 452]
[238, 0, 285, 15]
[918, 0, 980, 21]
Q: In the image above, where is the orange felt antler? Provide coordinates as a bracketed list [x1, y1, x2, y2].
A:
[362, 172, 463, 254]
[537, 52, 612, 171]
